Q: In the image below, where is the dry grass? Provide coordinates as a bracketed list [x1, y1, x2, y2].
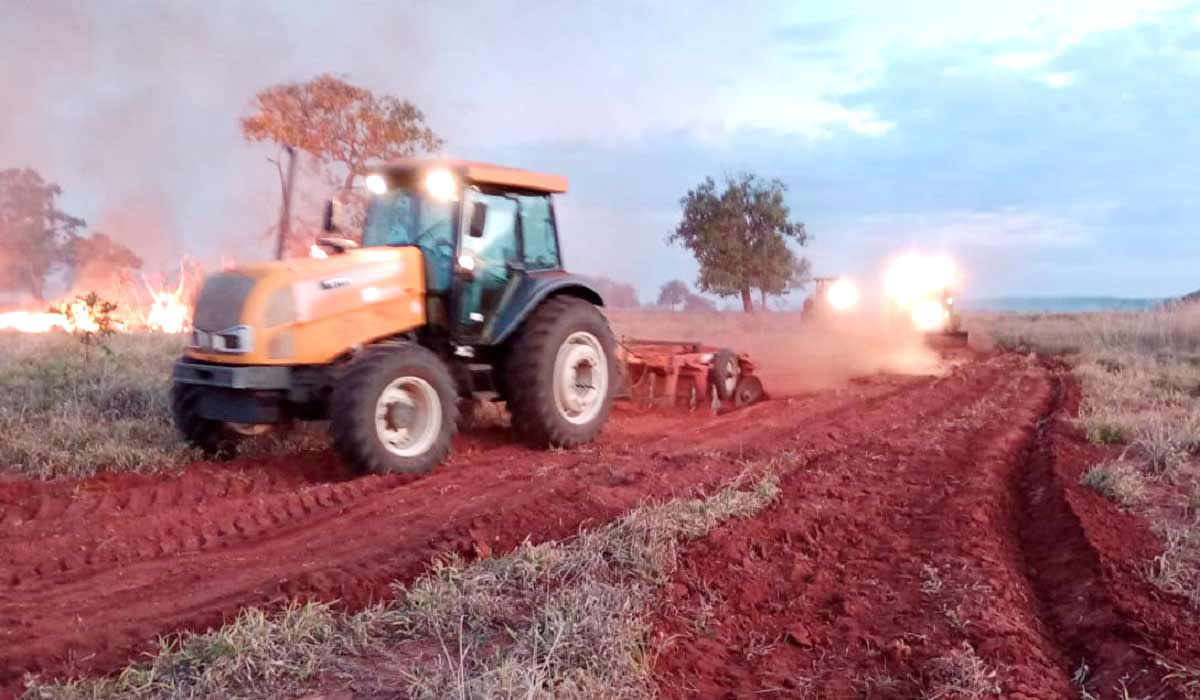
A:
[972, 307, 1200, 475]
[1080, 461, 1148, 506]
[922, 642, 1002, 699]
[1145, 522, 1200, 609]
[24, 467, 783, 700]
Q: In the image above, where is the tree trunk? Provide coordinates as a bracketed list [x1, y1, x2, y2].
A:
[274, 147, 297, 260]
[24, 265, 43, 302]
[759, 288, 767, 311]
[740, 287, 754, 313]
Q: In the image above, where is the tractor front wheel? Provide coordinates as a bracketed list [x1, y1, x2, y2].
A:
[331, 344, 458, 475]
[171, 383, 239, 458]
[506, 296, 617, 447]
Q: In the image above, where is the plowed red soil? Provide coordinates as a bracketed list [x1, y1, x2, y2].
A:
[0, 357, 922, 697]
[652, 353, 1200, 699]
[3, 343, 1197, 699]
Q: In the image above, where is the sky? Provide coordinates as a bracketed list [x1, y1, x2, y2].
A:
[3, 0, 1199, 302]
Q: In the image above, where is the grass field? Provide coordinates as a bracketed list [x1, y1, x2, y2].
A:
[0, 332, 191, 479]
[0, 331, 328, 479]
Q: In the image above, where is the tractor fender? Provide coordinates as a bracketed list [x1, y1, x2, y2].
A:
[485, 271, 604, 346]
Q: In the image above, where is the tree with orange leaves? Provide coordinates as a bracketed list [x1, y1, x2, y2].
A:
[240, 74, 443, 251]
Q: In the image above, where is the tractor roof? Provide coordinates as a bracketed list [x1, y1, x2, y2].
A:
[371, 159, 568, 194]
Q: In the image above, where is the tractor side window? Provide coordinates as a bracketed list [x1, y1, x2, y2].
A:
[458, 194, 519, 330]
[518, 195, 560, 270]
[462, 194, 518, 275]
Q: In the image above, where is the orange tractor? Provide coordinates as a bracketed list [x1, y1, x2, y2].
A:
[173, 159, 765, 476]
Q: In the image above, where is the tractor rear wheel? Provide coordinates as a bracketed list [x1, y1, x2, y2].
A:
[171, 383, 239, 458]
[331, 343, 458, 475]
[506, 296, 617, 447]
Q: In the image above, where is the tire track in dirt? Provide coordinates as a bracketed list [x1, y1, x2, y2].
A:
[652, 354, 1077, 698]
[652, 354, 1200, 699]
[1010, 365, 1200, 698]
[0, 364, 960, 697]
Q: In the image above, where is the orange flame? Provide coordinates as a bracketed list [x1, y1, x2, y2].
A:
[0, 310, 70, 333]
[143, 271, 191, 334]
[0, 262, 194, 335]
[0, 298, 112, 334]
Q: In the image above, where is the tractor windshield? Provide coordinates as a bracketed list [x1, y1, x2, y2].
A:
[362, 189, 452, 247]
[362, 188, 456, 291]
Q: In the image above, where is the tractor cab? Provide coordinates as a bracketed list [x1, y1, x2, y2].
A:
[321, 160, 581, 348]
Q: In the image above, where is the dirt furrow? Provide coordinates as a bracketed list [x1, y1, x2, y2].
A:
[0, 369, 941, 695]
[651, 353, 1200, 699]
[651, 354, 1076, 698]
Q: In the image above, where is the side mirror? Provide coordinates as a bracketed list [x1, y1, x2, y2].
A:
[468, 202, 488, 238]
[322, 199, 347, 233]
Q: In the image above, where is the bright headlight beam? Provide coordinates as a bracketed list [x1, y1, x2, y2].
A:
[884, 253, 959, 307]
[911, 300, 947, 332]
[365, 173, 388, 195]
[825, 278, 859, 311]
[425, 169, 459, 201]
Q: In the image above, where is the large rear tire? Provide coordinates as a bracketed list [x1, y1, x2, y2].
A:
[506, 296, 617, 448]
[171, 383, 239, 458]
[330, 343, 458, 475]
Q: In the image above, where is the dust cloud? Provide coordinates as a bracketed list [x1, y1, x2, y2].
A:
[609, 309, 944, 397]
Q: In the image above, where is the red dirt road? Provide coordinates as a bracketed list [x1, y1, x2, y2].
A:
[2, 344, 1196, 698]
[652, 354, 1200, 699]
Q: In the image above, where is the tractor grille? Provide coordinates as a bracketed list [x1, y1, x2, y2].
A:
[193, 273, 255, 331]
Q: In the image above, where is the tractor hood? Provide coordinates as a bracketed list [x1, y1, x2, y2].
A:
[186, 247, 427, 366]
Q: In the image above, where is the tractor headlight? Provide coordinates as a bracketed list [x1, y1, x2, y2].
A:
[365, 173, 388, 195]
[911, 301, 946, 332]
[825, 278, 859, 311]
[425, 169, 459, 201]
[191, 325, 254, 354]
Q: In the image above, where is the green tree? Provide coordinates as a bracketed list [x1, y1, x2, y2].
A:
[669, 174, 809, 313]
[0, 168, 85, 300]
[580, 276, 639, 309]
[682, 291, 717, 312]
[657, 279, 689, 310]
[240, 74, 443, 252]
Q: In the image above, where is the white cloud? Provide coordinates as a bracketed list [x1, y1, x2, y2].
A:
[1037, 72, 1076, 88]
[717, 94, 893, 140]
[854, 209, 1090, 249]
[994, 50, 1058, 71]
